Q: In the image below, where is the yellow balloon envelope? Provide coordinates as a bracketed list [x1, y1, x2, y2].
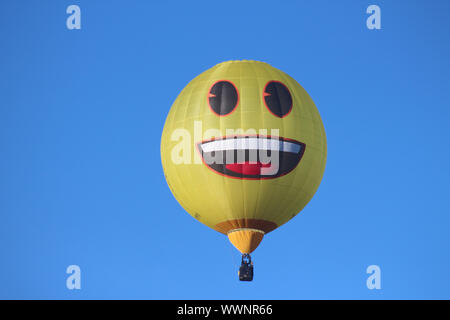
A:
[161, 60, 326, 255]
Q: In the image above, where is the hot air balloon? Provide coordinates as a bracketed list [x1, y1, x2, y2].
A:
[160, 60, 326, 281]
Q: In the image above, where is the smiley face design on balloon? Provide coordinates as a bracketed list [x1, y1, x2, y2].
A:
[161, 60, 326, 255]
[198, 79, 306, 180]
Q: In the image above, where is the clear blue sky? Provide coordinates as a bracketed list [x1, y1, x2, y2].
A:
[1, 0, 449, 299]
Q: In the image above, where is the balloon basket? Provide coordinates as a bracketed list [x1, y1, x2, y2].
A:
[238, 253, 254, 281]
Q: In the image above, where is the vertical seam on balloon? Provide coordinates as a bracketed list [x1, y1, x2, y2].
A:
[277, 70, 306, 224]
[218, 62, 236, 227]
[209, 63, 230, 226]
[166, 84, 196, 221]
[249, 61, 264, 223]
[263, 63, 287, 224]
[238, 62, 248, 227]
[256, 63, 273, 223]
[193, 70, 213, 225]
[293, 80, 318, 221]
[179, 80, 199, 219]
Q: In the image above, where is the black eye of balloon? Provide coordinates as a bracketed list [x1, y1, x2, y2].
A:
[263, 81, 293, 118]
[208, 81, 239, 116]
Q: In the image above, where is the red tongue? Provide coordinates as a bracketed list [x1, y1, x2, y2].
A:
[226, 162, 271, 175]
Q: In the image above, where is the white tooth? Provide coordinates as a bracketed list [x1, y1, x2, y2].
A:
[200, 137, 301, 154]
[246, 138, 257, 150]
[282, 141, 302, 154]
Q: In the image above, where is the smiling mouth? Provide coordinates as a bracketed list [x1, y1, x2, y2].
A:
[197, 135, 306, 179]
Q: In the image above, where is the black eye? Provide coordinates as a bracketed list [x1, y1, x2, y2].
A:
[208, 80, 239, 116]
[263, 81, 293, 118]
